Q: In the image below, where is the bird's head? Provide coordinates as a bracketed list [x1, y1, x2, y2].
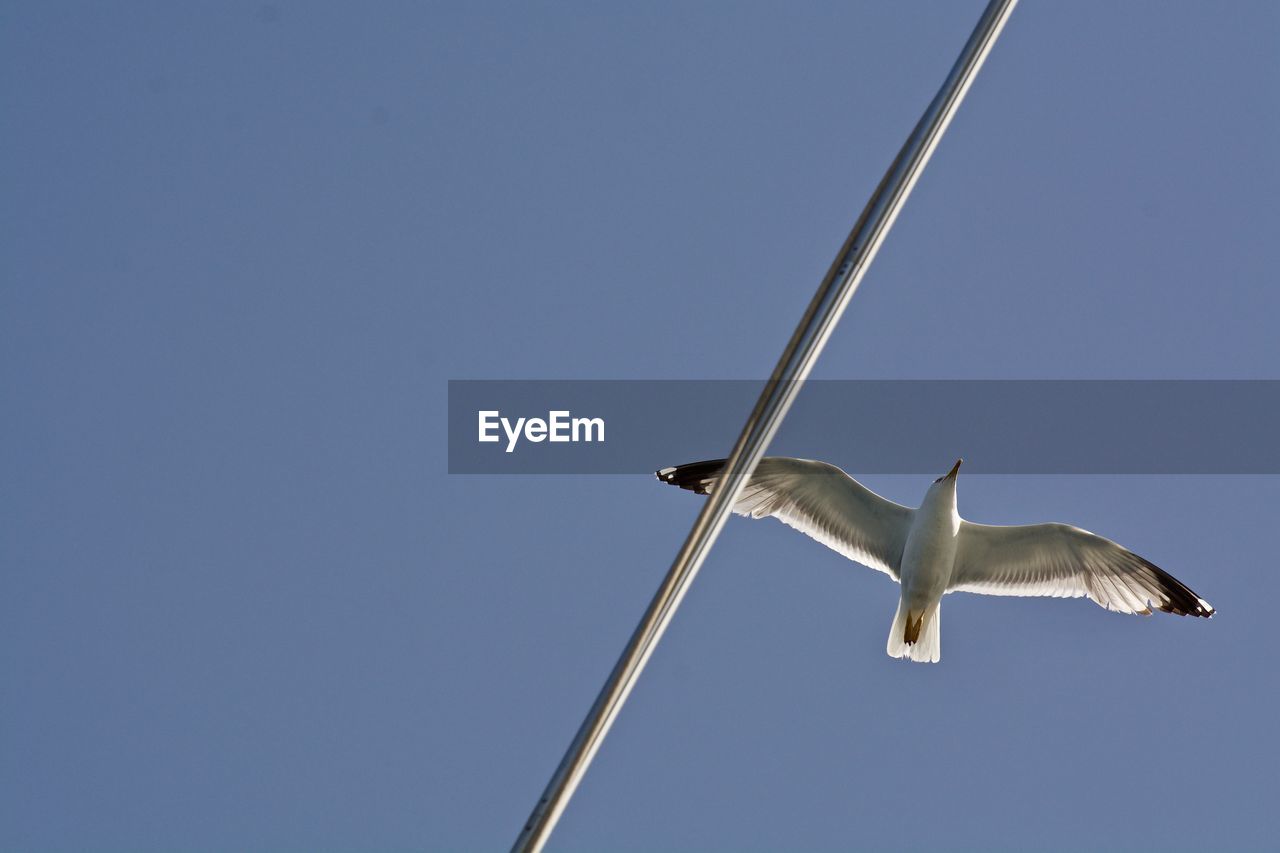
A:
[924, 459, 962, 513]
[928, 458, 962, 495]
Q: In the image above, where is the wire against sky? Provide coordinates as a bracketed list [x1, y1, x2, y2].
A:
[510, 1, 1021, 849]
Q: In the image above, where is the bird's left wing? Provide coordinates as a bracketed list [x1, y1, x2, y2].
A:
[950, 521, 1214, 617]
[656, 457, 913, 580]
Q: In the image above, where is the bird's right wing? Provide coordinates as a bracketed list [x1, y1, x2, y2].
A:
[656, 457, 914, 580]
[950, 520, 1214, 617]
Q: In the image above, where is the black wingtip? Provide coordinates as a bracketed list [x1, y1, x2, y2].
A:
[1143, 557, 1215, 618]
[1156, 598, 1216, 618]
[655, 459, 726, 496]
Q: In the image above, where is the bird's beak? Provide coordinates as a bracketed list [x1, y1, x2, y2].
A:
[945, 458, 963, 480]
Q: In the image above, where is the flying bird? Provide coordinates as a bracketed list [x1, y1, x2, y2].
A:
[656, 457, 1213, 663]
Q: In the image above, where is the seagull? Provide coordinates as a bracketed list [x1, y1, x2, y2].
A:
[656, 457, 1213, 663]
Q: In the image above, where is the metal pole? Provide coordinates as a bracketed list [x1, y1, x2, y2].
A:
[512, 2, 1018, 849]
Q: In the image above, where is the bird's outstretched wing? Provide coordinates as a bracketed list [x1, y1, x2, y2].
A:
[950, 521, 1214, 616]
[656, 457, 914, 580]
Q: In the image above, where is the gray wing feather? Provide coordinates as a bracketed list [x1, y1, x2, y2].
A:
[950, 521, 1214, 617]
[657, 457, 913, 580]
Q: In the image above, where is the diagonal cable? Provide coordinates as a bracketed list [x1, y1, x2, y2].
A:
[511, 2, 1019, 849]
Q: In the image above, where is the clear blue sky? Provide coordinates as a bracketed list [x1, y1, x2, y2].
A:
[3, 2, 1277, 850]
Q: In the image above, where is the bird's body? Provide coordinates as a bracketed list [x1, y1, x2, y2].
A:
[657, 457, 1213, 663]
[890, 462, 962, 661]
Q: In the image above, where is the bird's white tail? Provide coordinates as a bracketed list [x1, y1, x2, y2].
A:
[886, 599, 942, 663]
